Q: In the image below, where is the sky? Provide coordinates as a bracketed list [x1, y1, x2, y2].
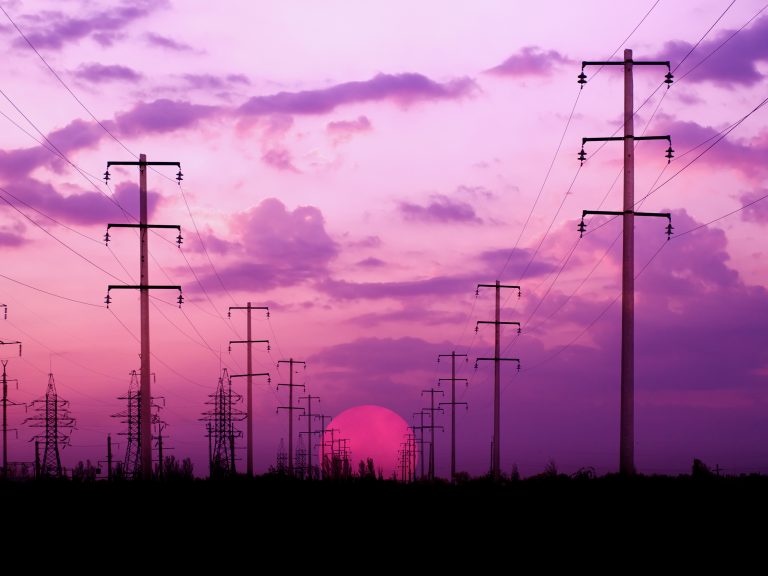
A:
[0, 0, 766, 478]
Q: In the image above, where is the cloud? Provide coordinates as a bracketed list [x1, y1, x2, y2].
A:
[739, 189, 768, 224]
[398, 194, 481, 224]
[487, 46, 572, 77]
[317, 275, 473, 300]
[74, 63, 142, 83]
[3, 180, 161, 225]
[182, 73, 251, 90]
[239, 73, 475, 117]
[327, 115, 372, 142]
[15, 1, 165, 50]
[194, 198, 337, 291]
[356, 257, 386, 268]
[113, 99, 219, 136]
[0, 228, 26, 247]
[0, 119, 104, 181]
[144, 32, 194, 52]
[478, 247, 558, 279]
[653, 114, 768, 179]
[348, 307, 465, 327]
[654, 15, 768, 87]
[261, 147, 300, 173]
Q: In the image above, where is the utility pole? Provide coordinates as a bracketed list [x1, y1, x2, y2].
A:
[229, 369, 270, 475]
[103, 155, 184, 479]
[107, 434, 112, 481]
[412, 411, 428, 481]
[421, 388, 444, 480]
[276, 359, 305, 475]
[228, 303, 270, 477]
[475, 281, 521, 478]
[298, 394, 320, 479]
[438, 352, 468, 483]
[314, 413, 331, 479]
[576, 49, 675, 476]
[324, 427, 338, 479]
[1, 341, 22, 477]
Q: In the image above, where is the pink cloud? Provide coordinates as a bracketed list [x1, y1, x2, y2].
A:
[144, 31, 194, 52]
[356, 257, 386, 268]
[15, 1, 165, 50]
[0, 229, 26, 247]
[261, 147, 300, 173]
[655, 15, 768, 87]
[4, 180, 161, 225]
[399, 194, 481, 224]
[182, 73, 250, 90]
[326, 115, 372, 142]
[75, 63, 142, 83]
[238, 73, 475, 117]
[739, 189, 768, 224]
[193, 198, 337, 292]
[113, 99, 219, 136]
[653, 114, 768, 180]
[487, 46, 572, 77]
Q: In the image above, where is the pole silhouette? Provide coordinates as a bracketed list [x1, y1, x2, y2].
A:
[438, 351, 468, 482]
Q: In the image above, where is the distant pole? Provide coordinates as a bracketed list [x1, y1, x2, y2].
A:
[475, 282, 521, 477]
[107, 434, 113, 481]
[577, 50, 674, 475]
[438, 351, 468, 482]
[299, 395, 320, 479]
[277, 358, 306, 475]
[421, 388, 444, 480]
[34, 439, 40, 479]
[1, 361, 7, 475]
[314, 414, 331, 479]
[207, 422, 212, 478]
[228, 304, 269, 476]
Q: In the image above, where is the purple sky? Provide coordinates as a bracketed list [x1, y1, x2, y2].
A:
[0, 0, 766, 477]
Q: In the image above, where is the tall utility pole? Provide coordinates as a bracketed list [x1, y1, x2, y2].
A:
[277, 358, 306, 475]
[1, 341, 22, 477]
[438, 352, 468, 483]
[412, 411, 428, 481]
[475, 281, 521, 478]
[314, 413, 331, 479]
[298, 394, 320, 479]
[421, 388, 444, 480]
[26, 373, 75, 478]
[229, 369, 271, 476]
[576, 49, 674, 476]
[228, 303, 270, 477]
[103, 155, 184, 479]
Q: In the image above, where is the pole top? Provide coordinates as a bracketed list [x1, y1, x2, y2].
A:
[624, 48, 632, 60]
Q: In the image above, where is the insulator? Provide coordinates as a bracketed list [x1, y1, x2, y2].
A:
[267, 377, 271, 384]
[267, 344, 271, 351]
[666, 222, 674, 240]
[104, 231, 110, 245]
[437, 357, 440, 363]
[474, 325, 479, 333]
[103, 170, 110, 183]
[665, 146, 674, 162]
[517, 327, 521, 334]
[176, 170, 183, 184]
[577, 71, 587, 85]
[266, 310, 270, 318]
[176, 233, 183, 247]
[227, 310, 231, 318]
[517, 363, 521, 372]
[664, 72, 674, 86]
[578, 148, 586, 164]
[177, 293, 184, 307]
[228, 345, 231, 353]
[473, 362, 478, 369]
[577, 219, 587, 238]
[104, 294, 112, 307]
[475, 288, 479, 297]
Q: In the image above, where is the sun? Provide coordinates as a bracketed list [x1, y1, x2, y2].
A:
[324, 405, 409, 479]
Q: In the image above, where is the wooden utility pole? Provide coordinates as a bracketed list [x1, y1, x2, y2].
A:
[577, 49, 674, 475]
[104, 155, 184, 479]
[277, 359, 305, 475]
[228, 303, 270, 477]
[475, 281, 521, 477]
[438, 351, 468, 482]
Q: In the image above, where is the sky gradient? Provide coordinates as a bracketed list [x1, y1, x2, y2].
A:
[0, 0, 766, 477]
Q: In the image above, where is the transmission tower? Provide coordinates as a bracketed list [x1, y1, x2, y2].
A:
[295, 434, 307, 478]
[111, 370, 142, 479]
[276, 358, 306, 475]
[276, 438, 288, 473]
[200, 368, 246, 477]
[25, 373, 75, 478]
